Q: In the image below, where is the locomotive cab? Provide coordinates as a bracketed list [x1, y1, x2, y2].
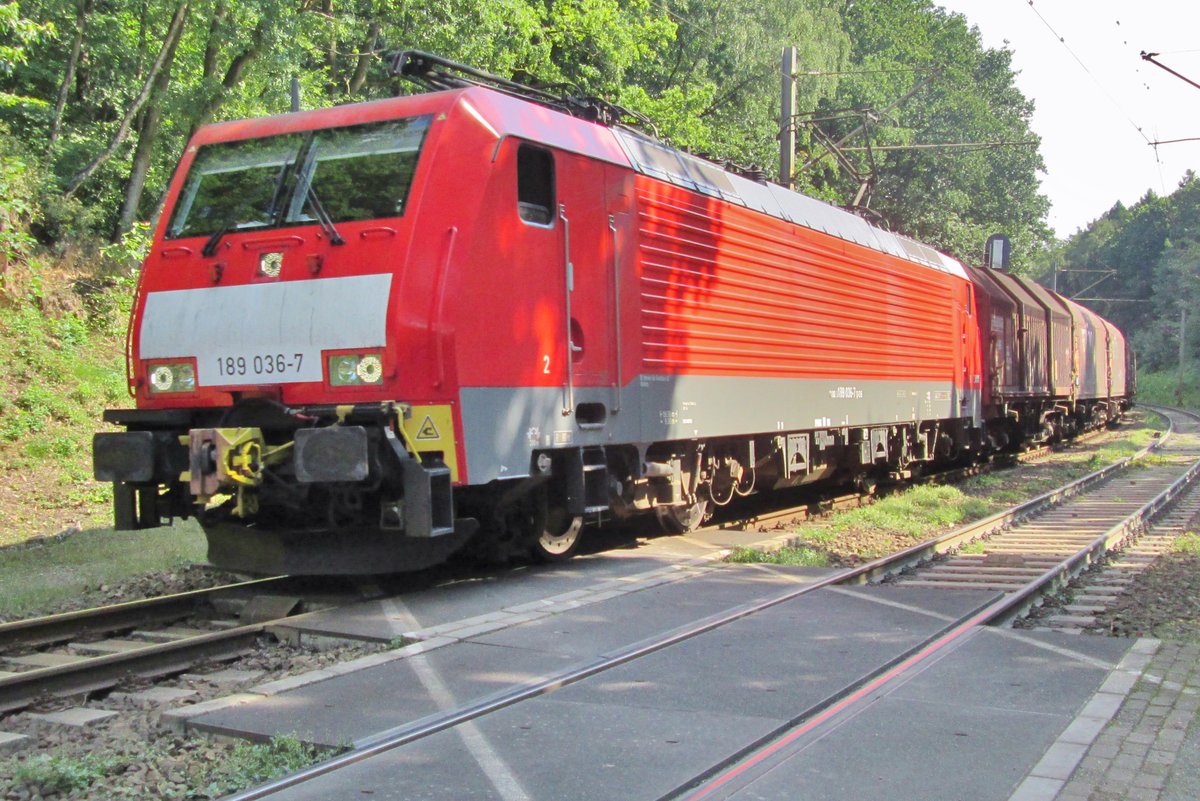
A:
[93, 91, 503, 574]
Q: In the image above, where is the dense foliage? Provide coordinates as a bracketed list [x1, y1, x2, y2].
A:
[0, 0, 1051, 266]
[1033, 172, 1200, 376]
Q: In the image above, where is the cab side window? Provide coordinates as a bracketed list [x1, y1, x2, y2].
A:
[517, 144, 555, 225]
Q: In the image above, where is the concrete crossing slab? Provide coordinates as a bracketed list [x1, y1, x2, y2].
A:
[210, 580, 1027, 801]
[282, 552, 731, 643]
[711, 629, 1133, 801]
[185, 567, 1001, 775]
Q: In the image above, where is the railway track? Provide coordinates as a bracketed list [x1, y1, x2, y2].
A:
[0, 414, 1157, 726]
[876, 405, 1197, 612]
[208, 405, 1200, 801]
[0, 576, 372, 714]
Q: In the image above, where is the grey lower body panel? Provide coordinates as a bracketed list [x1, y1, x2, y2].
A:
[460, 374, 980, 483]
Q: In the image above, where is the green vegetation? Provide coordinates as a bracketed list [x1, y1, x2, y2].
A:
[200, 735, 327, 798]
[1173, 532, 1200, 557]
[4, 734, 330, 800]
[1134, 369, 1200, 411]
[825, 484, 992, 540]
[1092, 423, 1162, 464]
[0, 270, 132, 547]
[726, 544, 830, 567]
[0, 521, 206, 618]
[10, 751, 120, 795]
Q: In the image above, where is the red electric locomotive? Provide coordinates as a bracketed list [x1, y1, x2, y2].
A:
[92, 53, 1130, 575]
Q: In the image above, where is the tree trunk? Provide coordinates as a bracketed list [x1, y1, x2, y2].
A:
[187, 18, 268, 137]
[115, 14, 184, 238]
[64, 2, 191, 199]
[203, 0, 229, 79]
[347, 20, 382, 95]
[48, 0, 96, 149]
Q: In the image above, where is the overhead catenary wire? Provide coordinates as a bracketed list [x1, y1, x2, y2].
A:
[1149, 137, 1200, 146]
[1021, 0, 1154, 147]
[792, 67, 927, 78]
[838, 140, 1038, 152]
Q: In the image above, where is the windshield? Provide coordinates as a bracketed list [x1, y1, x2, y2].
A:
[166, 115, 433, 240]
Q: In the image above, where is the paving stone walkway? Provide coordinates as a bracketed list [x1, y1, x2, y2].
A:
[1056, 639, 1200, 801]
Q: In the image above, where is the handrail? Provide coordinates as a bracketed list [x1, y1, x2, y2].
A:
[429, 226, 457, 389]
[559, 203, 575, 415]
[609, 214, 623, 414]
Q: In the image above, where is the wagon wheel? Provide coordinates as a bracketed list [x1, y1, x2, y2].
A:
[655, 500, 711, 534]
[526, 486, 584, 562]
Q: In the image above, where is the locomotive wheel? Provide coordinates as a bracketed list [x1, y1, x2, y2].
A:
[655, 500, 710, 534]
[519, 485, 583, 562]
[531, 506, 584, 561]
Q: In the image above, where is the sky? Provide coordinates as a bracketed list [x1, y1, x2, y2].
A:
[934, 0, 1200, 238]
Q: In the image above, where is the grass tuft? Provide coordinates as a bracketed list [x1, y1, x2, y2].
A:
[201, 735, 328, 797]
[826, 484, 991, 539]
[10, 751, 120, 795]
[1173, 532, 1200, 556]
[726, 545, 830, 567]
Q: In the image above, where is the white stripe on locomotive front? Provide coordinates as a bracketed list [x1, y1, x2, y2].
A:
[139, 273, 392, 387]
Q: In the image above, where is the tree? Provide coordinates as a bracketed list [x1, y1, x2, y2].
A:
[64, 1, 189, 200]
[46, 0, 91, 147]
[0, 0, 1053, 259]
[621, 0, 849, 171]
[804, 0, 1050, 268]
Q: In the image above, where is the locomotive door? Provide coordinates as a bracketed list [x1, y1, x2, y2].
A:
[554, 151, 615, 423]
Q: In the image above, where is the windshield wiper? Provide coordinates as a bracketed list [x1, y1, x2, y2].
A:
[201, 219, 234, 258]
[305, 187, 345, 246]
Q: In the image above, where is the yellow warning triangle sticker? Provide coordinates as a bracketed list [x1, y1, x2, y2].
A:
[416, 416, 440, 440]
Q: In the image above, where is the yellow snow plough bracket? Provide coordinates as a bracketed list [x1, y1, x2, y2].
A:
[183, 428, 292, 517]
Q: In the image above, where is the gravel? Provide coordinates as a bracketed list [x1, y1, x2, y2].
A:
[1091, 547, 1200, 640]
[0, 565, 381, 800]
[1, 636, 382, 800]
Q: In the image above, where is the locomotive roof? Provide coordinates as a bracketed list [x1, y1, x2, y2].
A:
[191, 86, 969, 281]
[467, 88, 970, 281]
[460, 88, 969, 280]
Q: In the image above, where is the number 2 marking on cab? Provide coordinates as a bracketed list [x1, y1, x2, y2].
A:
[543, 355, 550, 375]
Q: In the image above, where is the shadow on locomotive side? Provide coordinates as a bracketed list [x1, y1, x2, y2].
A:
[92, 53, 1132, 576]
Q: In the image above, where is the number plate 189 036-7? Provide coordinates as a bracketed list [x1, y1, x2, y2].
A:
[205, 349, 322, 386]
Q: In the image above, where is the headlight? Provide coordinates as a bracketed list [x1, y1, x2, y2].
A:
[329, 353, 384, 386]
[147, 362, 196, 393]
[356, 355, 383, 383]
